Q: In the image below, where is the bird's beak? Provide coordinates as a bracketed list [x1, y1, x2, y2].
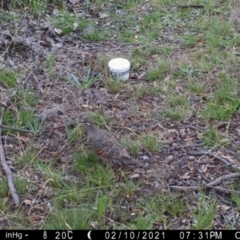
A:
[78, 120, 85, 124]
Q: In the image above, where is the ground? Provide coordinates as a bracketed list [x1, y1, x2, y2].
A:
[0, 0, 240, 229]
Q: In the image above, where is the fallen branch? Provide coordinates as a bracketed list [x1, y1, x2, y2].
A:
[189, 150, 240, 172]
[208, 186, 240, 194]
[170, 184, 240, 194]
[170, 172, 240, 194]
[0, 98, 20, 207]
[0, 124, 33, 134]
[206, 173, 240, 187]
[170, 185, 199, 191]
[168, 142, 204, 150]
[174, 5, 204, 9]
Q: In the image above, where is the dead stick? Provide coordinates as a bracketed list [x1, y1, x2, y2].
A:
[0, 106, 20, 207]
[172, 5, 204, 9]
[189, 150, 240, 172]
[0, 124, 33, 134]
[206, 173, 240, 187]
[170, 185, 199, 191]
[170, 185, 240, 194]
[208, 186, 240, 194]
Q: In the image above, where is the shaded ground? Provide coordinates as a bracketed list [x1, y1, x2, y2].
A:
[0, 0, 240, 229]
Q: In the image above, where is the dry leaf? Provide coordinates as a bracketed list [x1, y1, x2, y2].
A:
[130, 173, 140, 179]
[23, 199, 32, 205]
[218, 205, 231, 212]
[180, 172, 191, 179]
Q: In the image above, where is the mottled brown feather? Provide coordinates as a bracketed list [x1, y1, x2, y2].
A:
[81, 118, 144, 167]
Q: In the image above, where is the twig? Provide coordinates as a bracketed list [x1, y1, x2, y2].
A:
[171, 5, 204, 9]
[170, 184, 240, 194]
[168, 142, 204, 150]
[188, 150, 240, 172]
[215, 121, 229, 129]
[170, 185, 199, 191]
[208, 186, 240, 194]
[197, 169, 210, 182]
[189, 125, 205, 132]
[0, 124, 33, 134]
[0, 100, 20, 207]
[206, 173, 240, 187]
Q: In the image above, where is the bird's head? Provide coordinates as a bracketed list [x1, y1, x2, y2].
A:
[79, 117, 95, 126]
[79, 117, 100, 138]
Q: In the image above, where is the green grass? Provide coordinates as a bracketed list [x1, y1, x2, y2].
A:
[122, 138, 141, 156]
[0, 69, 18, 88]
[53, 10, 92, 36]
[146, 60, 171, 81]
[106, 79, 123, 93]
[1, 70, 39, 136]
[193, 195, 218, 229]
[17, 148, 39, 168]
[202, 76, 240, 121]
[231, 189, 240, 211]
[133, 84, 148, 99]
[140, 135, 161, 152]
[10, 0, 49, 11]
[187, 81, 205, 95]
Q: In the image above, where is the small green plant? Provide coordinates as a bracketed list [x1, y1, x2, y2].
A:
[11, 0, 48, 11]
[88, 113, 111, 126]
[133, 84, 148, 99]
[75, 151, 98, 175]
[167, 95, 188, 107]
[187, 81, 205, 95]
[36, 162, 70, 189]
[122, 139, 141, 156]
[131, 46, 160, 58]
[0, 11, 19, 25]
[83, 30, 106, 42]
[46, 53, 55, 76]
[53, 10, 96, 36]
[203, 127, 228, 147]
[0, 69, 18, 88]
[201, 102, 237, 121]
[43, 208, 94, 229]
[64, 67, 100, 88]
[96, 195, 111, 224]
[17, 148, 38, 168]
[179, 67, 200, 77]
[231, 188, 240, 210]
[202, 77, 240, 121]
[131, 48, 148, 58]
[0, 180, 8, 198]
[146, 60, 171, 81]
[159, 46, 172, 56]
[86, 164, 114, 187]
[149, 83, 163, 96]
[14, 178, 28, 195]
[183, 35, 198, 47]
[106, 79, 123, 93]
[67, 125, 85, 144]
[16, 89, 38, 108]
[193, 195, 218, 229]
[25, 117, 43, 135]
[131, 57, 146, 71]
[164, 107, 189, 121]
[140, 135, 160, 152]
[17, 110, 38, 128]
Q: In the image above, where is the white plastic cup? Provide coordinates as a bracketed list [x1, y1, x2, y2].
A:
[108, 58, 130, 81]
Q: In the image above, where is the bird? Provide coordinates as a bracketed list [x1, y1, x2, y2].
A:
[80, 117, 144, 168]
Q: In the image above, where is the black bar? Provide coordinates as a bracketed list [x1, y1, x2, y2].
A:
[0, 230, 239, 240]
